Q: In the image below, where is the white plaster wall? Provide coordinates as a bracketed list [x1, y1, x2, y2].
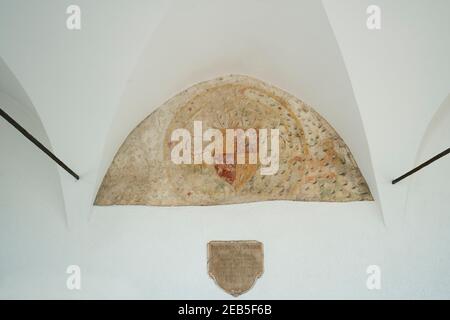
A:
[0, 59, 68, 298]
[402, 95, 450, 297]
[323, 0, 450, 226]
[0, 0, 171, 228]
[0, 0, 449, 299]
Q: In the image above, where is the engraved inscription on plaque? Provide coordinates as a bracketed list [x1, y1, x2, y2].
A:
[207, 240, 264, 297]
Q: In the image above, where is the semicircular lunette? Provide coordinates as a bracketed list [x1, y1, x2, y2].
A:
[95, 75, 373, 206]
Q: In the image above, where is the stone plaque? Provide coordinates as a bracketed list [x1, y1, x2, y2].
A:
[207, 240, 263, 297]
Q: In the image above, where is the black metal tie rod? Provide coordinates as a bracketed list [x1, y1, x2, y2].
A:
[392, 148, 450, 184]
[0, 107, 79, 180]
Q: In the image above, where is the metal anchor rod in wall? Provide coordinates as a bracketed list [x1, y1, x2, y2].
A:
[0, 107, 79, 180]
[392, 148, 450, 184]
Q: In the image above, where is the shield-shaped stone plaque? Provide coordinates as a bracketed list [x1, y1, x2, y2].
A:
[207, 241, 264, 297]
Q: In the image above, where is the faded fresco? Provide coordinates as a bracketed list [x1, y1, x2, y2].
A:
[95, 75, 372, 206]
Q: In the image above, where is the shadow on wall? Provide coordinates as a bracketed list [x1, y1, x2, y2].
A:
[0, 56, 66, 226]
[407, 93, 450, 210]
